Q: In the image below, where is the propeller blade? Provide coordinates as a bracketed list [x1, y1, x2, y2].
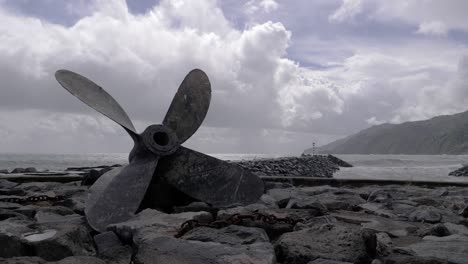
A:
[163, 69, 211, 144]
[55, 70, 137, 134]
[156, 147, 264, 207]
[85, 155, 158, 232]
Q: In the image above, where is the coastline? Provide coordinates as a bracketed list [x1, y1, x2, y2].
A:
[1, 158, 468, 263]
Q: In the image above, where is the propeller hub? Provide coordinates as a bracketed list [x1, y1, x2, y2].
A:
[142, 124, 179, 156]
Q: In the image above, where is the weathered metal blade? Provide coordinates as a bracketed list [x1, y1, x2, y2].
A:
[85, 156, 158, 232]
[55, 70, 137, 134]
[157, 147, 264, 207]
[163, 69, 211, 144]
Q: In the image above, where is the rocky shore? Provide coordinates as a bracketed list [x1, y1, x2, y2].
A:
[449, 165, 468, 177]
[234, 154, 352, 178]
[1, 164, 468, 263]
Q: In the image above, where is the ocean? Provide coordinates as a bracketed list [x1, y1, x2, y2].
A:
[1, 153, 468, 182]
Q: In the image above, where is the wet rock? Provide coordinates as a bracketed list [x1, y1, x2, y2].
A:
[135, 236, 275, 264]
[405, 235, 468, 264]
[275, 222, 371, 264]
[409, 206, 443, 223]
[108, 209, 213, 245]
[0, 257, 46, 264]
[182, 225, 269, 245]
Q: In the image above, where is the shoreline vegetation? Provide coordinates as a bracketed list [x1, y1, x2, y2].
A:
[1, 156, 468, 263]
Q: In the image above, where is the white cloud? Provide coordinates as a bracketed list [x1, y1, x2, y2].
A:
[244, 0, 279, 15]
[416, 21, 448, 36]
[0, 0, 343, 154]
[329, 0, 363, 23]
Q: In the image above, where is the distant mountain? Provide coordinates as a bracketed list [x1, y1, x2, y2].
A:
[305, 110, 468, 154]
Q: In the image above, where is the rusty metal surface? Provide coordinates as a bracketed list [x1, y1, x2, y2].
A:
[55, 68, 264, 232]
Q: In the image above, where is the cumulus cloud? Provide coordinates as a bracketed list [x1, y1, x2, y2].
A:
[0, 0, 344, 154]
[244, 0, 279, 15]
[0, 0, 467, 154]
[416, 21, 448, 36]
[331, 0, 468, 34]
[329, 0, 363, 23]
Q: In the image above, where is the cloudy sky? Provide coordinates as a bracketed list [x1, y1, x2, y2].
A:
[0, 0, 468, 155]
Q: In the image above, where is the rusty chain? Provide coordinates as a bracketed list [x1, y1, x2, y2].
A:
[175, 211, 304, 238]
[0, 195, 66, 204]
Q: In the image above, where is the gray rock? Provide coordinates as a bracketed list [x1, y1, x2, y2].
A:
[418, 224, 451, 237]
[0, 179, 18, 188]
[294, 215, 338, 231]
[405, 235, 468, 264]
[0, 169, 9, 174]
[25, 223, 95, 261]
[332, 211, 419, 238]
[108, 209, 213, 245]
[94, 231, 122, 253]
[0, 209, 29, 221]
[275, 222, 371, 264]
[94, 231, 132, 264]
[409, 206, 443, 223]
[0, 257, 46, 264]
[459, 205, 468, 218]
[51, 256, 106, 264]
[382, 254, 449, 264]
[11, 168, 26, 174]
[34, 211, 83, 224]
[359, 203, 397, 218]
[134, 236, 275, 264]
[367, 190, 393, 203]
[0, 188, 26, 196]
[308, 259, 352, 264]
[24, 167, 37, 173]
[172, 201, 214, 213]
[0, 218, 34, 257]
[376, 232, 392, 256]
[182, 225, 269, 245]
[443, 222, 468, 236]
